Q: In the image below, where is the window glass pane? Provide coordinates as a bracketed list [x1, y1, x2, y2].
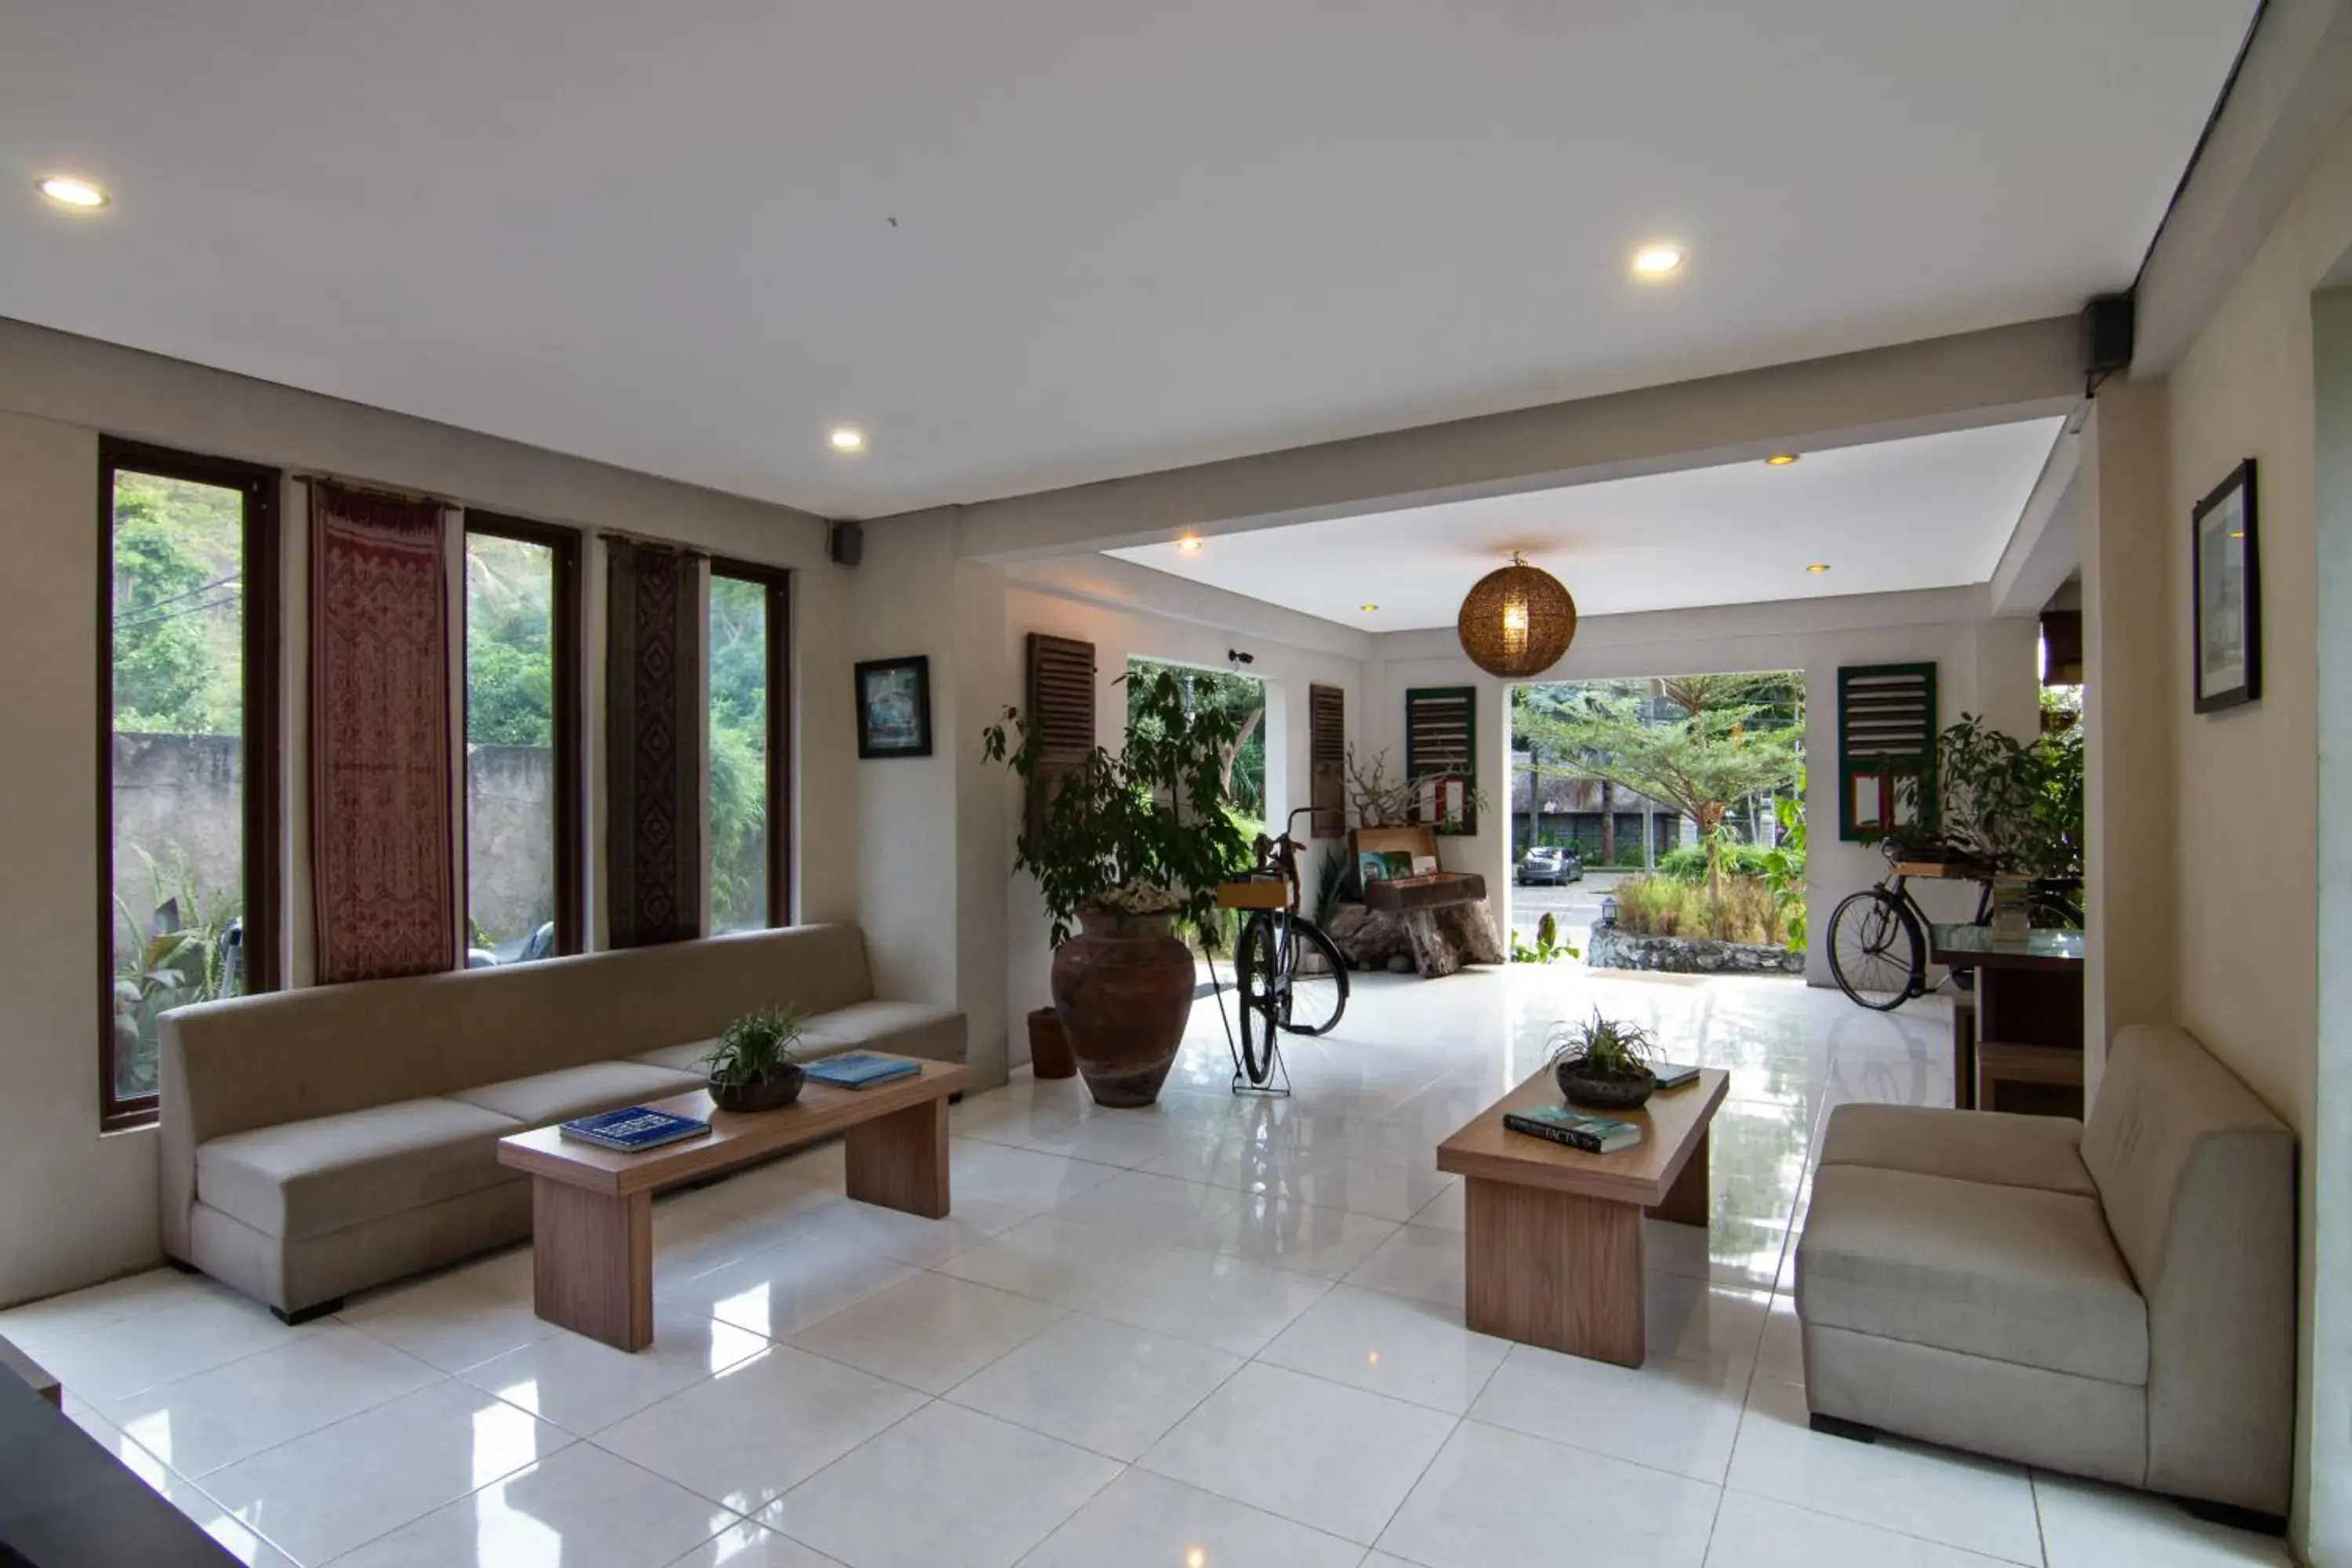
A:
[465, 533, 559, 964]
[709, 575, 769, 933]
[111, 470, 246, 1104]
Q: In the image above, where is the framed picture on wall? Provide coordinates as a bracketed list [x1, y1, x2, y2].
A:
[855, 655, 933, 758]
[2191, 459, 2261, 713]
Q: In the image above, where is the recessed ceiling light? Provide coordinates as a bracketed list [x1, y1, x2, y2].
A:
[1765, 453, 1801, 467]
[37, 175, 108, 210]
[1177, 535, 1203, 553]
[1806, 563, 1832, 574]
[1631, 243, 1683, 278]
[1360, 603, 1379, 613]
[827, 426, 866, 452]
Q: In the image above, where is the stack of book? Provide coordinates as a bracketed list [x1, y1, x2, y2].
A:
[559, 1106, 711, 1152]
[803, 1052, 921, 1089]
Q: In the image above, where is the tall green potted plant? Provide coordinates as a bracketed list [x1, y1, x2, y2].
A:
[984, 669, 1250, 1106]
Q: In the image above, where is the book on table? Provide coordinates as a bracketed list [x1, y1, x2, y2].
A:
[1650, 1062, 1701, 1091]
[559, 1106, 712, 1152]
[1504, 1104, 1645, 1154]
[802, 1052, 922, 1089]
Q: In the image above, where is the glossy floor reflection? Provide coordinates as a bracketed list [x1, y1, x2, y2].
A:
[5, 968, 2290, 1566]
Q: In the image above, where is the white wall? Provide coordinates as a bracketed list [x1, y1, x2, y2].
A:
[1366, 589, 2042, 985]
[0, 322, 851, 1308]
[998, 572, 1368, 1061]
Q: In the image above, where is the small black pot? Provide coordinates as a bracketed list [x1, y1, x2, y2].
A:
[709, 1063, 804, 1114]
[1555, 1058, 1656, 1111]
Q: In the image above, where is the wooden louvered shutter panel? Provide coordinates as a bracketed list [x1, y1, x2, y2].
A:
[1308, 684, 1345, 839]
[1025, 633, 1097, 836]
[1404, 685, 1478, 836]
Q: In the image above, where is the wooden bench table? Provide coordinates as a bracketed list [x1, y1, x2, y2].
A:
[1437, 1066, 1727, 1367]
[497, 1057, 969, 1352]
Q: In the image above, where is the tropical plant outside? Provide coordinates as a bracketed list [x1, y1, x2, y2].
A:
[1610, 872, 1793, 948]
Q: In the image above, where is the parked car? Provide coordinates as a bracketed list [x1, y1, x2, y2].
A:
[1515, 846, 1584, 885]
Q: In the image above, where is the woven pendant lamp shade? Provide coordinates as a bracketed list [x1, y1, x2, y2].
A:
[1457, 553, 1577, 677]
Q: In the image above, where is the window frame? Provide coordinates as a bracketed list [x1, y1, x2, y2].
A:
[97, 437, 284, 1131]
[706, 558, 793, 930]
[461, 511, 585, 959]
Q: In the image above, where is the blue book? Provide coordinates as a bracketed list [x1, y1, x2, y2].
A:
[559, 1106, 711, 1152]
[803, 1052, 922, 1089]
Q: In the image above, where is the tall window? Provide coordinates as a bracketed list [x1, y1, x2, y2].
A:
[101, 441, 280, 1127]
[708, 563, 789, 932]
[463, 515, 581, 963]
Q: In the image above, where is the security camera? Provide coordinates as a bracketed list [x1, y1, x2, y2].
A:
[1227, 648, 1255, 667]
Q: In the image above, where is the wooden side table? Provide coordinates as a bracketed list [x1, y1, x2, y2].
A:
[1932, 925, 2086, 1118]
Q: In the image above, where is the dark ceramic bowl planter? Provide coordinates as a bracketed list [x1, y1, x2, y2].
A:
[1554, 1057, 1657, 1111]
[1051, 909, 1194, 1107]
[709, 1062, 804, 1114]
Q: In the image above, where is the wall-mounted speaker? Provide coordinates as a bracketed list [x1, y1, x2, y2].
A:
[829, 520, 863, 567]
[2082, 292, 2135, 379]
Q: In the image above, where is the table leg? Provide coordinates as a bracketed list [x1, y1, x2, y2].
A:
[1464, 1176, 1646, 1367]
[1649, 1125, 1711, 1228]
[845, 1094, 951, 1218]
[532, 1179, 652, 1352]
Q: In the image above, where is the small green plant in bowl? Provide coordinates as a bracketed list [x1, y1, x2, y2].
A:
[1548, 1008, 1658, 1110]
[704, 1005, 809, 1113]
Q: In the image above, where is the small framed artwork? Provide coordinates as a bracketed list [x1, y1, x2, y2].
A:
[855, 655, 933, 759]
[2191, 459, 2261, 713]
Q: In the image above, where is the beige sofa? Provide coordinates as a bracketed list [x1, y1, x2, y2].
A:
[160, 925, 964, 1320]
[1795, 1023, 2296, 1525]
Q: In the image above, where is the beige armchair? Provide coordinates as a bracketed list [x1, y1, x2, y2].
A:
[1795, 1023, 2296, 1528]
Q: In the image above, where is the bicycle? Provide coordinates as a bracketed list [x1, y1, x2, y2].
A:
[1219, 806, 1351, 1088]
[1827, 843, 2085, 1011]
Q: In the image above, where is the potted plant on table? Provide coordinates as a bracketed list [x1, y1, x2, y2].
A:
[1550, 1009, 1658, 1110]
[702, 1006, 808, 1113]
[983, 669, 1250, 1107]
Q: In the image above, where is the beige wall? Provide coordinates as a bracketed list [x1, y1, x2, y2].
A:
[0, 324, 853, 1308]
[2147, 105, 2352, 1554]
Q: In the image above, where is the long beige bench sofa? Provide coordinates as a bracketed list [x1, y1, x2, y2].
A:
[1795, 1023, 2295, 1527]
[160, 925, 964, 1321]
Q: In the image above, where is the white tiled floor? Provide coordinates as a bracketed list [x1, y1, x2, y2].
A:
[3, 968, 2297, 1566]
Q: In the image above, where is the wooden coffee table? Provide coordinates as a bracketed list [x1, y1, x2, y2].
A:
[496, 1057, 970, 1351]
[1436, 1066, 1727, 1367]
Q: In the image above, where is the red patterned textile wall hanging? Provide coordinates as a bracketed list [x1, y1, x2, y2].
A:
[308, 483, 457, 983]
[606, 540, 703, 946]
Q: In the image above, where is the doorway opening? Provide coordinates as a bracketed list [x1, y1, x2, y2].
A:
[1508, 672, 1808, 973]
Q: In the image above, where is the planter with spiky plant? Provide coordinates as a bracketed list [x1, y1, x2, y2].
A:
[703, 1006, 808, 1113]
[1549, 1009, 1658, 1110]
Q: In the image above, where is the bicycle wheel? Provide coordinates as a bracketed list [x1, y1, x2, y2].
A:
[1278, 920, 1350, 1036]
[1233, 911, 1281, 1083]
[1828, 888, 1924, 1011]
[2028, 890, 2084, 930]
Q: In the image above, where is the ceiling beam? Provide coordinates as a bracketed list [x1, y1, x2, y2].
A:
[1988, 429, 2084, 617]
[943, 315, 2082, 563]
[2133, 0, 2352, 375]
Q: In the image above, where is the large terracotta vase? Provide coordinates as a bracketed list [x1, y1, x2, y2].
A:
[1051, 909, 1195, 1107]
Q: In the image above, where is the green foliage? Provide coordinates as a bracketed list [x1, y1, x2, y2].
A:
[1548, 1009, 1654, 1079]
[1657, 842, 1773, 883]
[706, 576, 771, 930]
[111, 474, 244, 735]
[1519, 674, 1804, 899]
[1313, 844, 1351, 927]
[705, 1005, 808, 1087]
[1935, 713, 2084, 880]
[985, 668, 1253, 949]
[464, 535, 555, 746]
[1611, 873, 1791, 947]
[1762, 777, 1809, 953]
[1509, 910, 1579, 965]
[1129, 659, 1267, 819]
[112, 844, 242, 1099]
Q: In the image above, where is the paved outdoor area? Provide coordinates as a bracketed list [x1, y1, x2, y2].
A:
[1505, 867, 1630, 954]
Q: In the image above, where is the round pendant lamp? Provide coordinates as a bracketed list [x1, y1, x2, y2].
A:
[1457, 552, 1577, 678]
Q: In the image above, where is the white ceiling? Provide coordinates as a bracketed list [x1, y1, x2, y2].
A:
[3, 2, 2249, 518]
[1109, 417, 2068, 627]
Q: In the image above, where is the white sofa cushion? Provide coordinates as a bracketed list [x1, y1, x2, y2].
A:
[198, 1098, 523, 1242]
[447, 1061, 706, 1126]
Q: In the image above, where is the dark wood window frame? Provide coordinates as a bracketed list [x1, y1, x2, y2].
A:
[708, 558, 793, 928]
[98, 438, 284, 1131]
[462, 511, 586, 958]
